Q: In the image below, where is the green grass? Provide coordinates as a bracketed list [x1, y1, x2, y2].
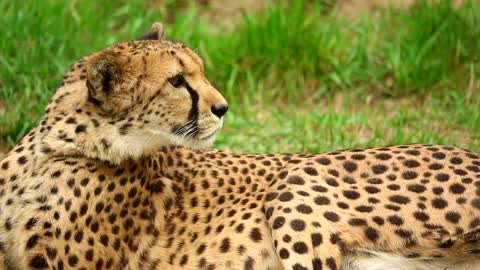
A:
[0, 0, 479, 154]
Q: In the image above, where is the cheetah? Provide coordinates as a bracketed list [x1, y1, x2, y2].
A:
[1, 23, 480, 270]
[0, 23, 229, 269]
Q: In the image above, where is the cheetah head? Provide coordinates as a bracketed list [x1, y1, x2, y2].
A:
[41, 22, 228, 163]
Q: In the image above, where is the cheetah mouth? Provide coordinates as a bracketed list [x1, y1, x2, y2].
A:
[198, 130, 218, 140]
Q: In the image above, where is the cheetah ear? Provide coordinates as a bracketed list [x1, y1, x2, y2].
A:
[85, 51, 126, 114]
[137, 22, 165, 41]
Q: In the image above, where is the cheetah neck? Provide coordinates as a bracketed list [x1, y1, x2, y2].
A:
[32, 83, 169, 164]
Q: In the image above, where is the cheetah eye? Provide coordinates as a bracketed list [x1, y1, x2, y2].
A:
[168, 73, 185, 88]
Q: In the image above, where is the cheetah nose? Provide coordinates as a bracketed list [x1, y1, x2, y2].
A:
[211, 103, 229, 118]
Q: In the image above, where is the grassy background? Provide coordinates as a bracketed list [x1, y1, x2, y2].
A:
[0, 0, 479, 154]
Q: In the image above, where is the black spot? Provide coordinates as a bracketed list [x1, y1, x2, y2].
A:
[348, 218, 367, 226]
[367, 178, 382, 184]
[279, 248, 290, 259]
[365, 186, 380, 194]
[293, 263, 308, 270]
[438, 239, 455, 249]
[364, 227, 379, 242]
[266, 192, 278, 201]
[343, 161, 357, 172]
[314, 196, 330, 205]
[25, 217, 39, 230]
[311, 233, 323, 247]
[404, 159, 420, 168]
[46, 247, 57, 259]
[293, 242, 308, 254]
[324, 212, 340, 222]
[375, 153, 392, 160]
[290, 219, 306, 231]
[449, 183, 465, 194]
[388, 215, 404, 226]
[355, 205, 373, 213]
[467, 165, 480, 173]
[296, 204, 313, 214]
[436, 173, 450, 182]
[326, 178, 339, 187]
[372, 216, 384, 225]
[343, 190, 360, 200]
[29, 255, 49, 269]
[432, 198, 448, 209]
[395, 229, 413, 239]
[95, 202, 104, 213]
[74, 231, 83, 243]
[327, 169, 339, 177]
[413, 211, 430, 222]
[287, 176, 305, 185]
[244, 256, 255, 270]
[18, 156, 28, 165]
[337, 202, 349, 209]
[405, 150, 420, 156]
[283, 235, 292, 243]
[312, 185, 328, 193]
[385, 204, 401, 211]
[26, 234, 40, 249]
[402, 171, 418, 180]
[219, 238, 230, 253]
[51, 170, 62, 178]
[315, 157, 331, 165]
[272, 217, 285, 229]
[471, 198, 480, 209]
[278, 192, 293, 202]
[450, 157, 463, 165]
[407, 184, 426, 193]
[75, 125, 87, 133]
[114, 193, 124, 203]
[312, 258, 322, 270]
[432, 152, 446, 159]
[101, 138, 111, 149]
[118, 123, 133, 135]
[1, 161, 9, 170]
[445, 212, 461, 224]
[389, 195, 410, 205]
[65, 117, 77, 124]
[343, 177, 356, 184]
[304, 167, 318, 176]
[249, 228, 262, 242]
[68, 255, 78, 266]
[372, 165, 388, 174]
[80, 178, 90, 186]
[351, 154, 366, 160]
[325, 257, 337, 270]
[433, 187, 444, 195]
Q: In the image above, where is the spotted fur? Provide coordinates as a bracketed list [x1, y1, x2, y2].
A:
[0, 23, 229, 269]
[1, 24, 480, 270]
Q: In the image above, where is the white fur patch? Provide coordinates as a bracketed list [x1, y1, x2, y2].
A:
[342, 252, 480, 270]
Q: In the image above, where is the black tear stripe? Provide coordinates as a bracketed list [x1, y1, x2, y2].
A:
[172, 78, 200, 137]
[184, 81, 199, 122]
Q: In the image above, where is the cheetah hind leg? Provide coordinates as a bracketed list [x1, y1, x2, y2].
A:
[266, 205, 342, 270]
[270, 224, 342, 270]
